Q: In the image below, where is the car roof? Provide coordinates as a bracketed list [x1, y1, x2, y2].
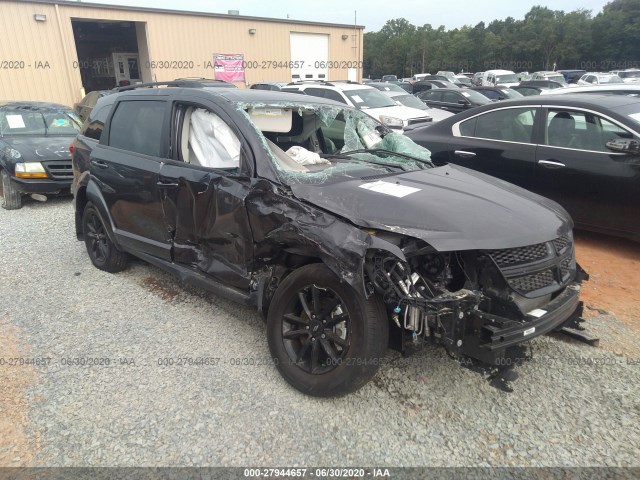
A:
[110, 86, 350, 108]
[0, 101, 72, 110]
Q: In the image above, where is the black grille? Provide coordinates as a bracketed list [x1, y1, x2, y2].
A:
[488, 242, 550, 267]
[509, 269, 556, 293]
[553, 234, 571, 254]
[486, 234, 575, 296]
[560, 257, 575, 281]
[43, 160, 73, 181]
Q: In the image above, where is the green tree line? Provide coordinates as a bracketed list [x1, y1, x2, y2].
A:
[363, 0, 640, 78]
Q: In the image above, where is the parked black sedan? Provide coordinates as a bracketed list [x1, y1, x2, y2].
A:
[1, 102, 81, 209]
[519, 80, 566, 89]
[407, 94, 640, 241]
[416, 88, 491, 113]
[412, 80, 459, 94]
[470, 86, 523, 101]
[512, 85, 551, 96]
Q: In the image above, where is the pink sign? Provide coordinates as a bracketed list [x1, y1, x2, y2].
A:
[213, 54, 245, 82]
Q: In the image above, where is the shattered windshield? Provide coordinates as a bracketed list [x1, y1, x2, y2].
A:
[237, 102, 433, 185]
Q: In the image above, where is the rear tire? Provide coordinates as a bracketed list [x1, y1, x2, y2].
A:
[1, 170, 22, 210]
[82, 202, 128, 273]
[267, 263, 388, 397]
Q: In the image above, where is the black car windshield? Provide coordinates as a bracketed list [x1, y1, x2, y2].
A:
[0, 108, 81, 136]
[238, 102, 433, 185]
[343, 89, 397, 109]
[461, 89, 493, 104]
[499, 88, 524, 99]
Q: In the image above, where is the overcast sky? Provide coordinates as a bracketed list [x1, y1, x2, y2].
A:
[88, 0, 611, 30]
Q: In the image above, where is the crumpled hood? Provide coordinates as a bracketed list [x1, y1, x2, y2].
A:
[1, 136, 73, 163]
[290, 164, 573, 251]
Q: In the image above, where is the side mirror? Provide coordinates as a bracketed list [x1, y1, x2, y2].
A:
[458, 100, 469, 105]
[606, 138, 640, 155]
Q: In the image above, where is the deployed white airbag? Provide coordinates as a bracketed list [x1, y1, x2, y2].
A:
[285, 146, 330, 166]
[189, 108, 241, 169]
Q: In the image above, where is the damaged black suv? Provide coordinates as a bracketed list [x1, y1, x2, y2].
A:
[71, 83, 586, 396]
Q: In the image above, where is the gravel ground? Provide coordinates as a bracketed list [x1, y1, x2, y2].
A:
[0, 197, 639, 467]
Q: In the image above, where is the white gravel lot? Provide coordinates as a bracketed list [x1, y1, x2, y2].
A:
[0, 197, 638, 467]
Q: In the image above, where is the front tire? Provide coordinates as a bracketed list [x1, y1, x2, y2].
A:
[82, 202, 128, 273]
[267, 264, 388, 397]
[1, 169, 22, 210]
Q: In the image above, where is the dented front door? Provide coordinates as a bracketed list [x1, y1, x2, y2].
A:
[158, 162, 254, 290]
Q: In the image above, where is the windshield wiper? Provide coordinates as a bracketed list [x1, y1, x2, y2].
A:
[321, 153, 409, 171]
[341, 148, 434, 167]
[40, 114, 48, 136]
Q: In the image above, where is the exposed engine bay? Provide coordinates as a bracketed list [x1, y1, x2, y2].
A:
[363, 231, 587, 365]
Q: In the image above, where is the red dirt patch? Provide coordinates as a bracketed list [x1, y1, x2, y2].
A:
[574, 231, 640, 325]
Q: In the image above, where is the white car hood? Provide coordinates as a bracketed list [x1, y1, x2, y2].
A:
[362, 105, 432, 127]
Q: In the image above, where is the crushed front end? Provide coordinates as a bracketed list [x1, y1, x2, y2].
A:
[364, 231, 588, 365]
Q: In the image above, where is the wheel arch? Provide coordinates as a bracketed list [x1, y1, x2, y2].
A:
[79, 181, 120, 248]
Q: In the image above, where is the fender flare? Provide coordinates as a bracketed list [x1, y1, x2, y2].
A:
[82, 180, 121, 249]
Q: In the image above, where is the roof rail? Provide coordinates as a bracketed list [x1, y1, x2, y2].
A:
[286, 79, 329, 85]
[175, 77, 231, 83]
[112, 80, 204, 92]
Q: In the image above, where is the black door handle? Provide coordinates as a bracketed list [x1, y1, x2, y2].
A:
[157, 180, 179, 188]
[90, 159, 109, 169]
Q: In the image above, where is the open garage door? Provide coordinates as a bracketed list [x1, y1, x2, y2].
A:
[71, 20, 150, 93]
[290, 33, 329, 81]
